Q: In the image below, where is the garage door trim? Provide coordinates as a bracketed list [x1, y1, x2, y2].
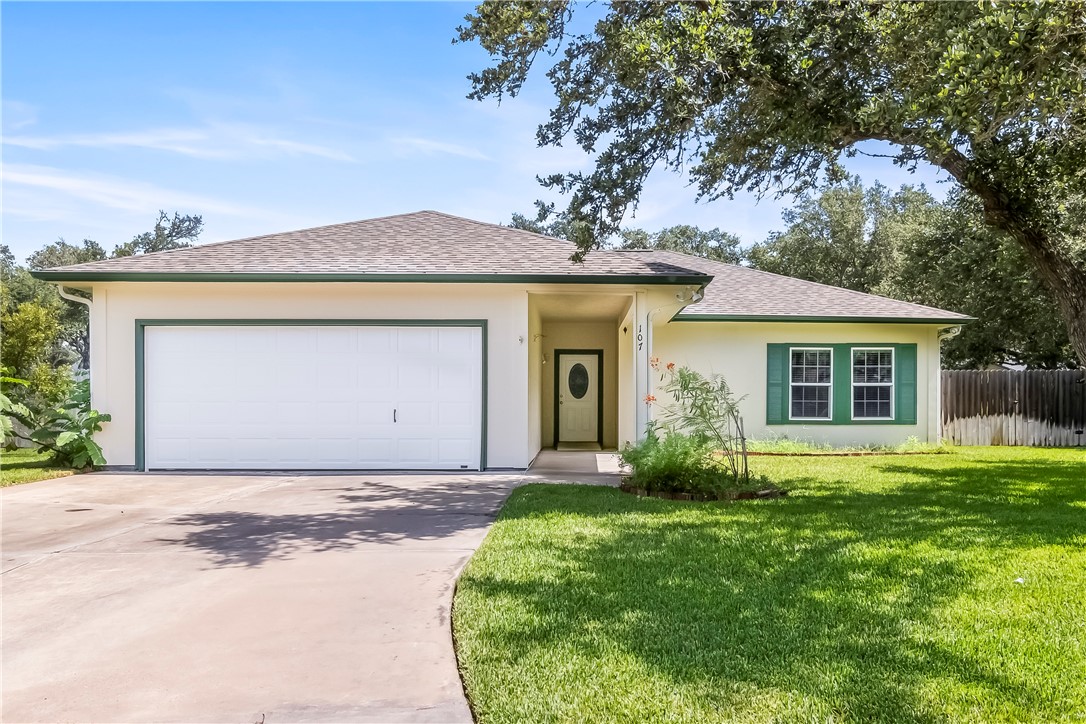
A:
[134, 319, 488, 471]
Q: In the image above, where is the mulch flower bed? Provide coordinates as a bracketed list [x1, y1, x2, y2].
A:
[619, 482, 788, 502]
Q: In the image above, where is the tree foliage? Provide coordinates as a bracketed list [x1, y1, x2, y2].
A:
[2, 211, 203, 393]
[618, 224, 741, 264]
[111, 211, 202, 257]
[508, 206, 741, 262]
[460, 1, 1086, 364]
[746, 178, 900, 292]
[746, 181, 1075, 368]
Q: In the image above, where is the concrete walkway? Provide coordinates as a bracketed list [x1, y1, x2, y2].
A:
[526, 449, 625, 485]
[1, 471, 525, 723]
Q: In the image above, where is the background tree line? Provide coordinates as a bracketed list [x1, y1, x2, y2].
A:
[1, 211, 202, 405]
[511, 178, 1076, 370]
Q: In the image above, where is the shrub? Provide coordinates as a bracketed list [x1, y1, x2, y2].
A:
[1, 380, 110, 469]
[620, 423, 765, 496]
[655, 362, 750, 483]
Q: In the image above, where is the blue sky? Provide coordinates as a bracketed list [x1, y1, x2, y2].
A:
[2, 2, 948, 262]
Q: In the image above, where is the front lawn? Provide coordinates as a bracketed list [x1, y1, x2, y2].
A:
[1, 448, 76, 487]
[454, 447, 1086, 723]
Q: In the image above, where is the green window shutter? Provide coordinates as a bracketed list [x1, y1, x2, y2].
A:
[832, 344, 852, 423]
[766, 344, 789, 424]
[895, 344, 918, 424]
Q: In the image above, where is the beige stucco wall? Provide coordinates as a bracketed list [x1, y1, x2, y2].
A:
[540, 321, 620, 448]
[652, 321, 943, 445]
[617, 303, 636, 449]
[85, 278, 945, 468]
[88, 282, 534, 469]
[526, 301, 544, 462]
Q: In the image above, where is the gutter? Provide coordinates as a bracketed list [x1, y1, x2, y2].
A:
[30, 271, 713, 286]
[672, 313, 975, 325]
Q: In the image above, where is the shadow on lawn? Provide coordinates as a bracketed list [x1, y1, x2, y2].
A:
[159, 477, 518, 568]
[457, 457, 1085, 721]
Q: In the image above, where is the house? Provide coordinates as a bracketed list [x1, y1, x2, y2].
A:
[32, 211, 972, 471]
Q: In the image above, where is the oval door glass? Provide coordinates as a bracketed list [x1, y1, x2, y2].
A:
[568, 363, 590, 399]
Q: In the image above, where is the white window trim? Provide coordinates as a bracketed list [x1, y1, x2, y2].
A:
[788, 346, 833, 421]
[851, 347, 895, 421]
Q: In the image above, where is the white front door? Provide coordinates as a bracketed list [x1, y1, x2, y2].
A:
[558, 352, 599, 443]
[143, 324, 483, 470]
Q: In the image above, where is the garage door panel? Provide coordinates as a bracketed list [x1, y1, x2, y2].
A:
[396, 328, 435, 354]
[316, 402, 357, 426]
[234, 438, 279, 464]
[190, 438, 234, 464]
[398, 402, 435, 425]
[144, 325, 482, 470]
[438, 439, 474, 465]
[153, 438, 191, 463]
[359, 327, 394, 351]
[397, 438, 435, 463]
[315, 328, 355, 353]
[232, 402, 276, 423]
[314, 437, 355, 462]
[357, 437, 395, 462]
[438, 327, 475, 353]
[274, 327, 318, 352]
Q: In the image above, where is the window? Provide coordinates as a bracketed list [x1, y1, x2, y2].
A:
[789, 348, 832, 420]
[852, 348, 894, 419]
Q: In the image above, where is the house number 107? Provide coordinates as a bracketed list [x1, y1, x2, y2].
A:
[637, 325, 644, 351]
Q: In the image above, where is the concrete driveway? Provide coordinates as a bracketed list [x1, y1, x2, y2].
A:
[1, 471, 522, 723]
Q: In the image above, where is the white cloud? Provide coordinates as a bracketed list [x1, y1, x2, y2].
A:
[390, 136, 491, 161]
[3, 164, 267, 217]
[2, 100, 38, 131]
[4, 122, 353, 162]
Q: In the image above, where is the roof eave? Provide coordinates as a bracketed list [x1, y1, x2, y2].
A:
[671, 313, 975, 325]
[30, 270, 713, 286]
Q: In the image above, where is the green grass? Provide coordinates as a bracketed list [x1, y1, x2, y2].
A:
[0, 447, 75, 487]
[746, 435, 950, 454]
[454, 447, 1086, 723]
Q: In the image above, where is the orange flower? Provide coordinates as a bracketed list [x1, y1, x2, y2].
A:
[649, 356, 660, 370]
[644, 394, 656, 404]
[666, 362, 675, 371]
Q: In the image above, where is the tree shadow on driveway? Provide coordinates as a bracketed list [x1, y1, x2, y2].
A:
[159, 477, 519, 568]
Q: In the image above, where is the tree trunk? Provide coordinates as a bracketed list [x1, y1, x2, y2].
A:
[1007, 228, 1086, 369]
[932, 149, 1086, 369]
[967, 186, 1086, 368]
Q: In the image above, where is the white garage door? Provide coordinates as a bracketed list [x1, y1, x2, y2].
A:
[143, 325, 483, 470]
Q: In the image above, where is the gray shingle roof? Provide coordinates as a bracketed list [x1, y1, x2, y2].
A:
[33, 209, 970, 323]
[629, 250, 971, 323]
[31, 210, 707, 283]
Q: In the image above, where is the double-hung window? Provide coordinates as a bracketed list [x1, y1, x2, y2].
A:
[852, 348, 894, 420]
[789, 348, 832, 420]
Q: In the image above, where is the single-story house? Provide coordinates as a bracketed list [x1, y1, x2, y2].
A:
[32, 210, 972, 471]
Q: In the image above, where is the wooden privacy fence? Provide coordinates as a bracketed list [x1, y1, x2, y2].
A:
[941, 370, 1086, 447]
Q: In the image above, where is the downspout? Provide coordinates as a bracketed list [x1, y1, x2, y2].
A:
[644, 285, 706, 423]
[935, 326, 962, 443]
[55, 285, 93, 377]
[56, 285, 92, 309]
[938, 325, 962, 343]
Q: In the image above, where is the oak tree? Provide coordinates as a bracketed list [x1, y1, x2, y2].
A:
[459, 1, 1086, 364]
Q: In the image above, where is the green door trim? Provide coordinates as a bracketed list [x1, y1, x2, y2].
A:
[134, 318, 489, 471]
[553, 349, 605, 448]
